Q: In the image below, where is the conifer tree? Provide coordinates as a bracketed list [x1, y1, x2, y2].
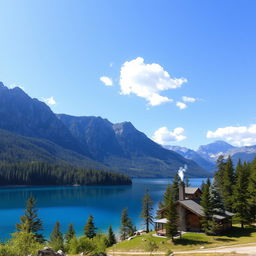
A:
[162, 184, 173, 207]
[248, 158, 256, 221]
[65, 223, 76, 243]
[140, 190, 154, 232]
[171, 174, 181, 201]
[233, 160, 251, 228]
[165, 192, 178, 241]
[214, 155, 226, 191]
[210, 178, 225, 215]
[16, 197, 44, 243]
[120, 208, 134, 240]
[200, 181, 214, 234]
[84, 215, 97, 239]
[50, 221, 64, 251]
[222, 156, 235, 211]
[107, 225, 116, 247]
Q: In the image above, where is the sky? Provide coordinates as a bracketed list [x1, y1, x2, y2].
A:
[0, 0, 256, 150]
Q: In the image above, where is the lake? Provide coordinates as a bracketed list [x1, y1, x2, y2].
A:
[0, 178, 206, 240]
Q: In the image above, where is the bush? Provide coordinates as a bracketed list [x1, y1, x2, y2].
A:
[68, 234, 108, 256]
[6, 232, 42, 256]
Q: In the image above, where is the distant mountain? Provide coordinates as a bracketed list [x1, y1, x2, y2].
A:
[197, 140, 235, 162]
[196, 140, 256, 166]
[0, 82, 87, 155]
[0, 129, 106, 170]
[164, 145, 216, 172]
[0, 82, 208, 177]
[58, 114, 208, 177]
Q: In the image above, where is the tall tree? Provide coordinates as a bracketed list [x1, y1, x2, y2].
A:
[65, 224, 76, 243]
[16, 197, 44, 243]
[233, 160, 251, 228]
[165, 192, 178, 241]
[200, 181, 214, 234]
[171, 174, 181, 201]
[49, 221, 64, 251]
[84, 215, 97, 239]
[107, 225, 116, 247]
[214, 155, 226, 191]
[210, 178, 225, 215]
[222, 156, 235, 211]
[248, 158, 256, 221]
[140, 190, 154, 232]
[120, 208, 134, 240]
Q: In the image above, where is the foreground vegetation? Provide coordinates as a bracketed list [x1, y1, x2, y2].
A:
[0, 161, 132, 186]
[108, 225, 256, 253]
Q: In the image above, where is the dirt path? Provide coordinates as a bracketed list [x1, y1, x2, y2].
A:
[107, 243, 256, 255]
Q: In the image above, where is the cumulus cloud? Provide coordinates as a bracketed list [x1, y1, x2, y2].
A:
[43, 97, 56, 105]
[153, 126, 187, 145]
[207, 124, 256, 146]
[182, 96, 196, 103]
[176, 101, 187, 110]
[119, 57, 187, 106]
[100, 76, 113, 86]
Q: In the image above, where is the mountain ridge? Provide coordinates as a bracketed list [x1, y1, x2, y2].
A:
[0, 82, 208, 177]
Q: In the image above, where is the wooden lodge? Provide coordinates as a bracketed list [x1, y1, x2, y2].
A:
[154, 182, 233, 235]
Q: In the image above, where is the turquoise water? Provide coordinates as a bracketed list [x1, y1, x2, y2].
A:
[0, 178, 206, 240]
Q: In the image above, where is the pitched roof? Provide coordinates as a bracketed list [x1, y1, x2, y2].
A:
[185, 187, 201, 194]
[178, 200, 233, 220]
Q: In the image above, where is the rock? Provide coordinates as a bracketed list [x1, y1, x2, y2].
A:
[37, 247, 66, 256]
[56, 250, 66, 256]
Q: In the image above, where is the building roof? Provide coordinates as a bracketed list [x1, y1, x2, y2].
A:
[178, 200, 233, 220]
[154, 218, 168, 224]
[185, 187, 201, 195]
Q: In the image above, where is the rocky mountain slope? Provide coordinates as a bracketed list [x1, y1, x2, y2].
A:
[0, 82, 208, 177]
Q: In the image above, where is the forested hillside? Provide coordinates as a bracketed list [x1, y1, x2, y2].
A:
[0, 162, 132, 186]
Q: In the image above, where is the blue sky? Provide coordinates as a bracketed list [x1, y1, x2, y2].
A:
[0, 0, 255, 149]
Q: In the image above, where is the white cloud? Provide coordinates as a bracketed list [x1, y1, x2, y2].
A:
[152, 126, 187, 145]
[182, 96, 196, 103]
[119, 57, 187, 106]
[206, 124, 256, 146]
[176, 101, 187, 110]
[100, 76, 113, 86]
[43, 97, 56, 105]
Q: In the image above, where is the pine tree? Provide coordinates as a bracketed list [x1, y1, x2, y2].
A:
[162, 184, 173, 207]
[214, 155, 226, 191]
[165, 192, 178, 241]
[233, 160, 251, 228]
[120, 208, 134, 240]
[140, 190, 154, 232]
[107, 225, 116, 247]
[84, 215, 97, 239]
[171, 174, 180, 201]
[248, 158, 256, 221]
[50, 221, 64, 251]
[210, 178, 225, 215]
[65, 223, 76, 243]
[200, 181, 214, 234]
[222, 156, 235, 211]
[16, 197, 44, 243]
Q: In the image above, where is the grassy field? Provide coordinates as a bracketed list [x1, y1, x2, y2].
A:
[107, 225, 256, 254]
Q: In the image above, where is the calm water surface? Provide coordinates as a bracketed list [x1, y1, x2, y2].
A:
[0, 178, 206, 240]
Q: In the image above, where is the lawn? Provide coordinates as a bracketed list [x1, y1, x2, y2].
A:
[107, 225, 256, 254]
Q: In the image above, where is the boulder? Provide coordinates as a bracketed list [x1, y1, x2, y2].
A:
[37, 247, 66, 256]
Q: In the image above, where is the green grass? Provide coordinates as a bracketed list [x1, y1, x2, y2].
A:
[107, 225, 256, 254]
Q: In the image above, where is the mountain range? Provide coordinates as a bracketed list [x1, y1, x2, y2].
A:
[165, 140, 256, 173]
[0, 82, 208, 177]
